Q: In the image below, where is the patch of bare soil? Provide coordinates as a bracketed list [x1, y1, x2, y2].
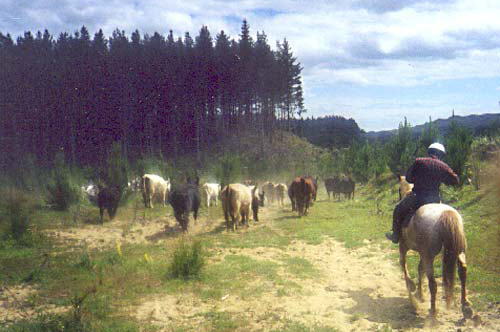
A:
[49, 210, 219, 249]
[0, 285, 67, 325]
[47, 205, 500, 331]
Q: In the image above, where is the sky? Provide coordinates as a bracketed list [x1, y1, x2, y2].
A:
[1, 0, 500, 131]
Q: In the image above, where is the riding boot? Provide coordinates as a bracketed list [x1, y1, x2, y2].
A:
[386, 205, 402, 243]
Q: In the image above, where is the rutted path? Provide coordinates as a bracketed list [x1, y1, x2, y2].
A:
[132, 206, 500, 332]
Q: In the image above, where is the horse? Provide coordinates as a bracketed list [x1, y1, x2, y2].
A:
[399, 203, 473, 324]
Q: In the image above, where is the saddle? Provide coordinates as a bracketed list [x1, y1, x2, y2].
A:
[401, 199, 442, 229]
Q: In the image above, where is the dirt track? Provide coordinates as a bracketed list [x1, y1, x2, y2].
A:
[3, 204, 500, 331]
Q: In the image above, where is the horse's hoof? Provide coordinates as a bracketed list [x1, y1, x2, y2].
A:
[472, 314, 482, 327]
[424, 316, 440, 328]
[462, 304, 474, 319]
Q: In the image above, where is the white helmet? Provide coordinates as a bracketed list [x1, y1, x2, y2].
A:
[428, 143, 445, 158]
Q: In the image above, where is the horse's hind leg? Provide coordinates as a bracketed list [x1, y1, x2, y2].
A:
[416, 259, 425, 302]
[399, 244, 416, 293]
[423, 257, 438, 322]
[457, 253, 473, 319]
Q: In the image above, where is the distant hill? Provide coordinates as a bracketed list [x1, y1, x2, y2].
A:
[363, 113, 500, 141]
[292, 115, 362, 148]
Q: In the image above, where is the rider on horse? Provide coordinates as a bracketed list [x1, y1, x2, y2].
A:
[386, 143, 460, 243]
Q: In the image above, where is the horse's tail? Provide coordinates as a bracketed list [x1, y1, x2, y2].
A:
[439, 209, 467, 305]
[224, 185, 234, 221]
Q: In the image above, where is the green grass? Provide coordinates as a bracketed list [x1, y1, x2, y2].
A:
[197, 310, 248, 332]
[279, 256, 321, 279]
[198, 254, 282, 300]
[271, 319, 339, 332]
[274, 196, 391, 249]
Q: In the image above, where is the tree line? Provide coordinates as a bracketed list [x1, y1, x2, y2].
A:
[292, 115, 362, 149]
[318, 117, 476, 185]
[0, 20, 305, 173]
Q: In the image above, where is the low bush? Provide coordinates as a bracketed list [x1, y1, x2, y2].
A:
[168, 240, 205, 280]
[46, 153, 81, 211]
[0, 188, 36, 245]
[0, 313, 86, 332]
[46, 175, 81, 211]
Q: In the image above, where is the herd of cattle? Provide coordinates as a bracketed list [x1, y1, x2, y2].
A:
[82, 173, 356, 231]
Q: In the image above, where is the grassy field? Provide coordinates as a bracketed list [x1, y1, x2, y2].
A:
[1, 171, 499, 331]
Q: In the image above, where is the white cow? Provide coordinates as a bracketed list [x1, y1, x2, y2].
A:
[260, 181, 276, 205]
[128, 176, 142, 192]
[141, 174, 171, 208]
[274, 183, 288, 206]
[202, 183, 221, 207]
[81, 182, 98, 204]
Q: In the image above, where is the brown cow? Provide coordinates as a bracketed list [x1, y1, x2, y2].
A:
[288, 177, 315, 216]
[305, 176, 318, 202]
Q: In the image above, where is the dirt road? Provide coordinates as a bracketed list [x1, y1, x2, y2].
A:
[3, 205, 499, 331]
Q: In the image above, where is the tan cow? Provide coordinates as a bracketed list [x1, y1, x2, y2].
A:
[221, 183, 259, 231]
[398, 175, 414, 201]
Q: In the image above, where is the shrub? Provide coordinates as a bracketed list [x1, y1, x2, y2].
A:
[446, 120, 473, 185]
[0, 313, 86, 332]
[103, 142, 128, 192]
[214, 154, 242, 185]
[0, 188, 35, 245]
[95, 142, 130, 216]
[46, 152, 81, 210]
[168, 240, 205, 280]
[5, 154, 45, 192]
[318, 151, 335, 178]
[418, 117, 441, 156]
[387, 118, 417, 176]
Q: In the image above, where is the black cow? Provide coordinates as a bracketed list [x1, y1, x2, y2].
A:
[168, 176, 200, 231]
[97, 185, 121, 223]
[288, 177, 315, 216]
[325, 176, 355, 200]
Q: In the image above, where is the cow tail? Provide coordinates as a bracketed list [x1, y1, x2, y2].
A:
[225, 184, 231, 214]
[143, 176, 151, 207]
